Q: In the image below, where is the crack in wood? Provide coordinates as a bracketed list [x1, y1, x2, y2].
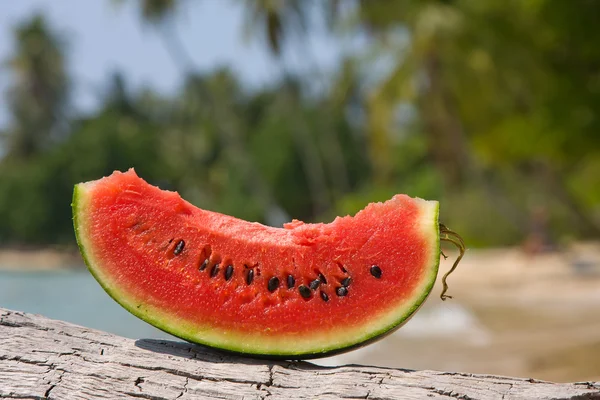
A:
[430, 388, 473, 399]
[256, 365, 275, 398]
[121, 392, 167, 400]
[267, 364, 274, 387]
[175, 377, 188, 399]
[0, 308, 599, 400]
[575, 383, 600, 390]
[501, 382, 514, 400]
[43, 384, 56, 399]
[116, 361, 270, 387]
[0, 354, 50, 367]
[134, 377, 145, 391]
[43, 368, 64, 400]
[551, 394, 600, 400]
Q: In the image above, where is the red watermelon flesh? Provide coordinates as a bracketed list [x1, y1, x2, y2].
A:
[73, 169, 440, 358]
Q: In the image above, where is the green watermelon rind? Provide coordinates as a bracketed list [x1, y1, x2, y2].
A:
[73, 183, 440, 359]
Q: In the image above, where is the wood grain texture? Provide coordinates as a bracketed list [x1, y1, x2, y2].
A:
[0, 308, 598, 400]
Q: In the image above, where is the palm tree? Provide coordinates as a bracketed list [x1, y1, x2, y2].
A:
[3, 14, 69, 159]
[240, 0, 308, 55]
[353, 0, 600, 235]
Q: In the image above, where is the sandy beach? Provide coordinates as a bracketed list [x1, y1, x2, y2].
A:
[0, 247, 82, 271]
[2, 242, 600, 382]
[318, 242, 600, 382]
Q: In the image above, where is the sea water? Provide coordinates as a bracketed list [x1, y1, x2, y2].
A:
[0, 269, 486, 367]
[0, 270, 172, 340]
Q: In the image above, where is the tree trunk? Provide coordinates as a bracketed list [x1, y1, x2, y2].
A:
[159, 18, 196, 74]
[421, 49, 471, 188]
[1, 308, 598, 399]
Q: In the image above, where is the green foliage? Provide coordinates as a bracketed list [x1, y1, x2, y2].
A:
[1, 2, 599, 247]
[3, 14, 69, 159]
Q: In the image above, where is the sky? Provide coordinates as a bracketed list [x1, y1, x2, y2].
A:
[0, 0, 346, 129]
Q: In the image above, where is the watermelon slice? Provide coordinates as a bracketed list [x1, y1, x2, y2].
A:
[72, 169, 464, 358]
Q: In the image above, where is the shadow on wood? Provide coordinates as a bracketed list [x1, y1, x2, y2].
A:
[0, 307, 599, 399]
[135, 338, 276, 365]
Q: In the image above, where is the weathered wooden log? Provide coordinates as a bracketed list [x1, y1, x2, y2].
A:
[0, 308, 598, 400]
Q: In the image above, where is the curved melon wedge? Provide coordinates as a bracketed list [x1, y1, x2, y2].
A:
[72, 169, 442, 358]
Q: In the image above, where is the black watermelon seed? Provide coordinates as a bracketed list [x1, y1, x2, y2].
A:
[320, 291, 329, 302]
[210, 264, 220, 278]
[199, 259, 209, 271]
[173, 240, 185, 255]
[318, 273, 327, 285]
[370, 265, 382, 279]
[225, 265, 234, 281]
[268, 277, 280, 292]
[336, 286, 348, 297]
[298, 285, 311, 299]
[309, 279, 321, 290]
[246, 269, 254, 285]
[341, 277, 351, 287]
[287, 275, 295, 289]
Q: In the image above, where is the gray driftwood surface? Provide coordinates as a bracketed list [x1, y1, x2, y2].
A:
[0, 308, 598, 400]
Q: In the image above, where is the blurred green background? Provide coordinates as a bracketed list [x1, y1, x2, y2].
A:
[0, 0, 599, 383]
[1, 0, 598, 247]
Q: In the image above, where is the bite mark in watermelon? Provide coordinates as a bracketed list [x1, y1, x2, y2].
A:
[72, 169, 463, 358]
